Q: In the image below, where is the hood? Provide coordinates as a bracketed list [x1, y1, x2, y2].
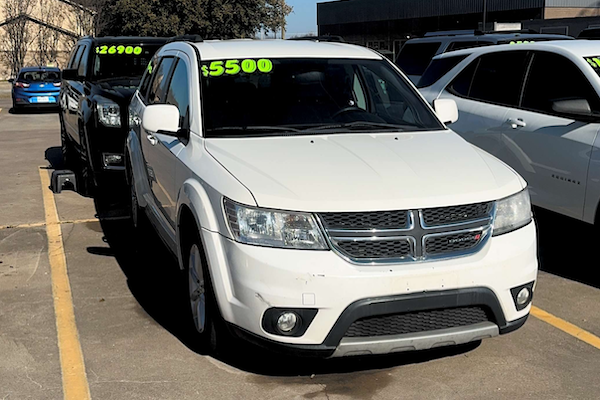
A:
[95, 80, 139, 103]
[205, 131, 525, 212]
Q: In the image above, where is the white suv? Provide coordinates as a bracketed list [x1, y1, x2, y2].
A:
[419, 41, 600, 224]
[126, 38, 537, 358]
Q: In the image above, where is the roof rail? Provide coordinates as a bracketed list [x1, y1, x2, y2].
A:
[167, 34, 204, 43]
[477, 29, 540, 35]
[288, 35, 345, 43]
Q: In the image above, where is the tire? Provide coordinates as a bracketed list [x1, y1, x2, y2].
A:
[127, 156, 146, 231]
[184, 234, 226, 354]
[60, 116, 74, 170]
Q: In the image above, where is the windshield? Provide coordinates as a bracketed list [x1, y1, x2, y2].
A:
[92, 44, 162, 82]
[18, 70, 60, 82]
[201, 58, 444, 138]
[585, 57, 600, 77]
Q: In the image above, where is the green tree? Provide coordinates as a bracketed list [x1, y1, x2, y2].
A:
[100, 0, 292, 38]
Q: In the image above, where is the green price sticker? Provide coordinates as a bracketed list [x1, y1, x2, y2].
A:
[95, 45, 144, 56]
[202, 59, 273, 78]
[586, 57, 600, 68]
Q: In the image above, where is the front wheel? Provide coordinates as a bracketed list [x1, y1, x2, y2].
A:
[185, 238, 225, 353]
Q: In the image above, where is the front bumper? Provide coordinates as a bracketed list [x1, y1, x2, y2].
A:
[201, 221, 538, 357]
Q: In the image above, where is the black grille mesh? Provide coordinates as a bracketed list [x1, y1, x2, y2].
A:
[425, 230, 485, 255]
[422, 202, 493, 227]
[344, 307, 491, 338]
[320, 211, 409, 230]
[336, 239, 412, 259]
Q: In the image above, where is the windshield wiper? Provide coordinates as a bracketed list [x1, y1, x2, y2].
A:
[209, 126, 302, 134]
[303, 121, 413, 132]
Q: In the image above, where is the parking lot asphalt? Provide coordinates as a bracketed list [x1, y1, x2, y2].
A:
[1, 98, 600, 400]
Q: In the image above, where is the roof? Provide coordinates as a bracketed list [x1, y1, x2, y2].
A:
[409, 33, 573, 43]
[89, 36, 171, 45]
[434, 39, 600, 59]
[19, 66, 61, 72]
[192, 39, 382, 61]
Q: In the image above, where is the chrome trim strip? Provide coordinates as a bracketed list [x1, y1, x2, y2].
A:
[330, 236, 413, 242]
[330, 322, 499, 358]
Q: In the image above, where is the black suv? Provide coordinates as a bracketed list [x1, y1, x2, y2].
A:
[60, 36, 169, 193]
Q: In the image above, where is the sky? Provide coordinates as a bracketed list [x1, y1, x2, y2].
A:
[285, 0, 328, 37]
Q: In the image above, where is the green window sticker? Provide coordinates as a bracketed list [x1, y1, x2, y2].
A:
[202, 59, 274, 78]
[95, 45, 144, 56]
[509, 40, 535, 45]
[584, 56, 600, 78]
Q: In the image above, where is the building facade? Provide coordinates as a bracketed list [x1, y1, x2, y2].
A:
[0, 0, 94, 79]
[317, 0, 600, 58]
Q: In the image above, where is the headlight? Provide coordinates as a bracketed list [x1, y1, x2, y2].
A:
[493, 189, 532, 236]
[96, 96, 121, 127]
[224, 198, 327, 250]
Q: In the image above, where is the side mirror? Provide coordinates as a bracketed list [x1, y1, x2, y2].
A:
[433, 98, 459, 125]
[143, 104, 180, 134]
[61, 68, 79, 81]
[552, 99, 592, 118]
[8, 78, 14, 84]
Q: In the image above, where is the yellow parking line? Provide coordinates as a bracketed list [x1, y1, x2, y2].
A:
[0, 218, 99, 231]
[531, 306, 600, 350]
[39, 168, 91, 400]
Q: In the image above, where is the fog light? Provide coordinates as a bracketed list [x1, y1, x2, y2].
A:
[516, 287, 530, 306]
[277, 312, 298, 333]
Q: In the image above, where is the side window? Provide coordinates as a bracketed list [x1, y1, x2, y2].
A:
[446, 41, 479, 52]
[396, 42, 442, 76]
[522, 52, 600, 115]
[147, 57, 175, 105]
[77, 45, 90, 78]
[139, 55, 159, 103]
[417, 54, 469, 88]
[165, 59, 190, 129]
[448, 58, 479, 97]
[68, 45, 83, 69]
[459, 51, 530, 107]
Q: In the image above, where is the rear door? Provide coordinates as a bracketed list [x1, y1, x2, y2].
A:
[501, 51, 600, 219]
[440, 51, 531, 159]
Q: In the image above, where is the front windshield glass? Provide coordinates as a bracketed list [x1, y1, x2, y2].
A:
[18, 70, 60, 82]
[200, 58, 444, 138]
[92, 44, 162, 82]
[585, 56, 600, 77]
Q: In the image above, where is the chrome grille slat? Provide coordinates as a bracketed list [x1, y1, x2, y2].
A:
[318, 202, 495, 264]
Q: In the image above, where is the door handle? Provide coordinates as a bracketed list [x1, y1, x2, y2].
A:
[507, 118, 527, 129]
[146, 134, 158, 146]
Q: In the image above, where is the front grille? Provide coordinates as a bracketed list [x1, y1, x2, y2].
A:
[336, 239, 412, 259]
[422, 202, 493, 227]
[344, 307, 491, 338]
[320, 210, 409, 230]
[318, 201, 494, 263]
[424, 230, 486, 255]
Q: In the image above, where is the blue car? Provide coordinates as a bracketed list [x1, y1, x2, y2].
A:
[10, 67, 61, 111]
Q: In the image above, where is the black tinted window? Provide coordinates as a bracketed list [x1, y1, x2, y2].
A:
[417, 55, 468, 88]
[18, 70, 60, 82]
[78, 46, 90, 77]
[396, 42, 441, 76]
[69, 45, 85, 70]
[67, 45, 82, 69]
[92, 44, 162, 82]
[446, 41, 480, 52]
[139, 55, 158, 102]
[166, 60, 190, 129]
[201, 58, 443, 137]
[522, 52, 600, 115]
[147, 57, 175, 105]
[449, 58, 479, 97]
[468, 51, 530, 107]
